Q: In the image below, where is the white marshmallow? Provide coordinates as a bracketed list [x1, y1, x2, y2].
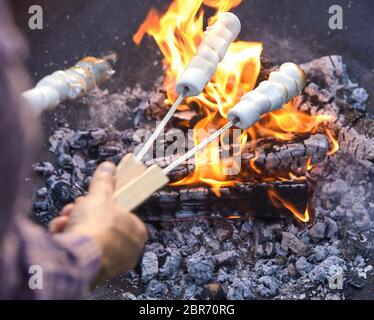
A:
[241, 90, 272, 114]
[176, 12, 241, 96]
[22, 56, 115, 114]
[217, 12, 241, 40]
[256, 81, 287, 111]
[228, 100, 262, 130]
[200, 33, 230, 62]
[227, 62, 306, 130]
[268, 72, 299, 101]
[176, 68, 210, 97]
[279, 62, 305, 93]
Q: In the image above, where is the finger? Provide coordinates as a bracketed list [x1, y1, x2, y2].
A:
[49, 216, 70, 234]
[75, 196, 85, 205]
[117, 210, 149, 244]
[89, 162, 116, 200]
[61, 203, 75, 216]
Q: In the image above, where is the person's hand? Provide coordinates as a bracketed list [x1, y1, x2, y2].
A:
[49, 162, 148, 282]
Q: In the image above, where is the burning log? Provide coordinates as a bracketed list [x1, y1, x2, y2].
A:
[145, 133, 329, 182]
[137, 181, 309, 221]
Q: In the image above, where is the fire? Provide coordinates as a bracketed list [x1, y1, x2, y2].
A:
[134, 0, 340, 222]
[268, 189, 310, 223]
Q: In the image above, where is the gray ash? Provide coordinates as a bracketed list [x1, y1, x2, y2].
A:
[31, 56, 374, 300]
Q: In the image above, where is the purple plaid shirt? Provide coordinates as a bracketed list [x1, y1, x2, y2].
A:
[0, 0, 102, 300]
[0, 219, 101, 300]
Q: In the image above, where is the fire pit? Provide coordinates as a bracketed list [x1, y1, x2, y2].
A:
[14, 0, 373, 300]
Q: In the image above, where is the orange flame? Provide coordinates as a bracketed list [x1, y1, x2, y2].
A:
[268, 189, 310, 223]
[325, 128, 340, 155]
[134, 0, 340, 222]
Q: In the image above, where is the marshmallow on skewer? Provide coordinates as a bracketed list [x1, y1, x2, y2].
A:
[176, 12, 241, 97]
[227, 63, 305, 129]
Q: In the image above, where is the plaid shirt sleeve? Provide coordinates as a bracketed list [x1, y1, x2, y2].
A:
[0, 217, 102, 300]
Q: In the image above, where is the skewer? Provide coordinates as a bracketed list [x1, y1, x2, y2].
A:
[133, 12, 241, 162]
[163, 118, 239, 175]
[134, 88, 188, 162]
[114, 62, 306, 212]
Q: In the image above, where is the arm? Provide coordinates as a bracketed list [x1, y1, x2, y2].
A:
[0, 162, 148, 300]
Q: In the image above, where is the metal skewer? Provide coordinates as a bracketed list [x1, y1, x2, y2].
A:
[163, 118, 239, 175]
[135, 88, 188, 162]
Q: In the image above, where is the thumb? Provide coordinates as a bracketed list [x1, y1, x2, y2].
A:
[89, 162, 116, 200]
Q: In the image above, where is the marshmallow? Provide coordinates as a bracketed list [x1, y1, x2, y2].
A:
[228, 62, 306, 129]
[176, 12, 241, 96]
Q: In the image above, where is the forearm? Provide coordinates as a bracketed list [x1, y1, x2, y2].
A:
[0, 217, 101, 300]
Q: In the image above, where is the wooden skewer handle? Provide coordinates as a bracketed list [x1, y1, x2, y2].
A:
[115, 153, 147, 191]
[114, 156, 169, 212]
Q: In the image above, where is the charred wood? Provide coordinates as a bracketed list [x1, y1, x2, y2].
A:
[137, 181, 308, 222]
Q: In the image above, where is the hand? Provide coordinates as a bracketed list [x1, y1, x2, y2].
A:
[49, 162, 148, 282]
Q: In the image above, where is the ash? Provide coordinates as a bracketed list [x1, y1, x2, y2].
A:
[31, 56, 374, 300]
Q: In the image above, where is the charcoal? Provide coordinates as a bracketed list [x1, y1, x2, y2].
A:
[57, 154, 73, 170]
[72, 167, 85, 184]
[203, 236, 221, 253]
[146, 242, 166, 257]
[141, 251, 159, 283]
[33, 162, 54, 176]
[311, 245, 328, 263]
[217, 268, 229, 283]
[169, 284, 183, 298]
[33, 200, 50, 212]
[183, 284, 201, 299]
[256, 260, 279, 276]
[145, 280, 166, 297]
[309, 256, 346, 283]
[213, 222, 233, 242]
[353, 256, 366, 268]
[227, 278, 254, 300]
[347, 272, 365, 289]
[309, 222, 327, 243]
[240, 221, 254, 236]
[98, 145, 122, 159]
[295, 257, 313, 276]
[349, 87, 369, 111]
[214, 251, 239, 267]
[281, 232, 307, 256]
[325, 293, 342, 300]
[186, 250, 215, 285]
[287, 263, 298, 278]
[321, 179, 349, 203]
[36, 187, 48, 198]
[256, 242, 275, 258]
[159, 251, 182, 279]
[122, 292, 137, 300]
[72, 154, 86, 170]
[121, 129, 135, 145]
[85, 160, 97, 176]
[89, 129, 107, 146]
[50, 180, 76, 210]
[257, 276, 279, 297]
[260, 223, 282, 242]
[69, 131, 90, 149]
[325, 217, 339, 240]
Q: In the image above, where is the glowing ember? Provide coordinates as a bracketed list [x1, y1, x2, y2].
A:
[134, 0, 340, 222]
